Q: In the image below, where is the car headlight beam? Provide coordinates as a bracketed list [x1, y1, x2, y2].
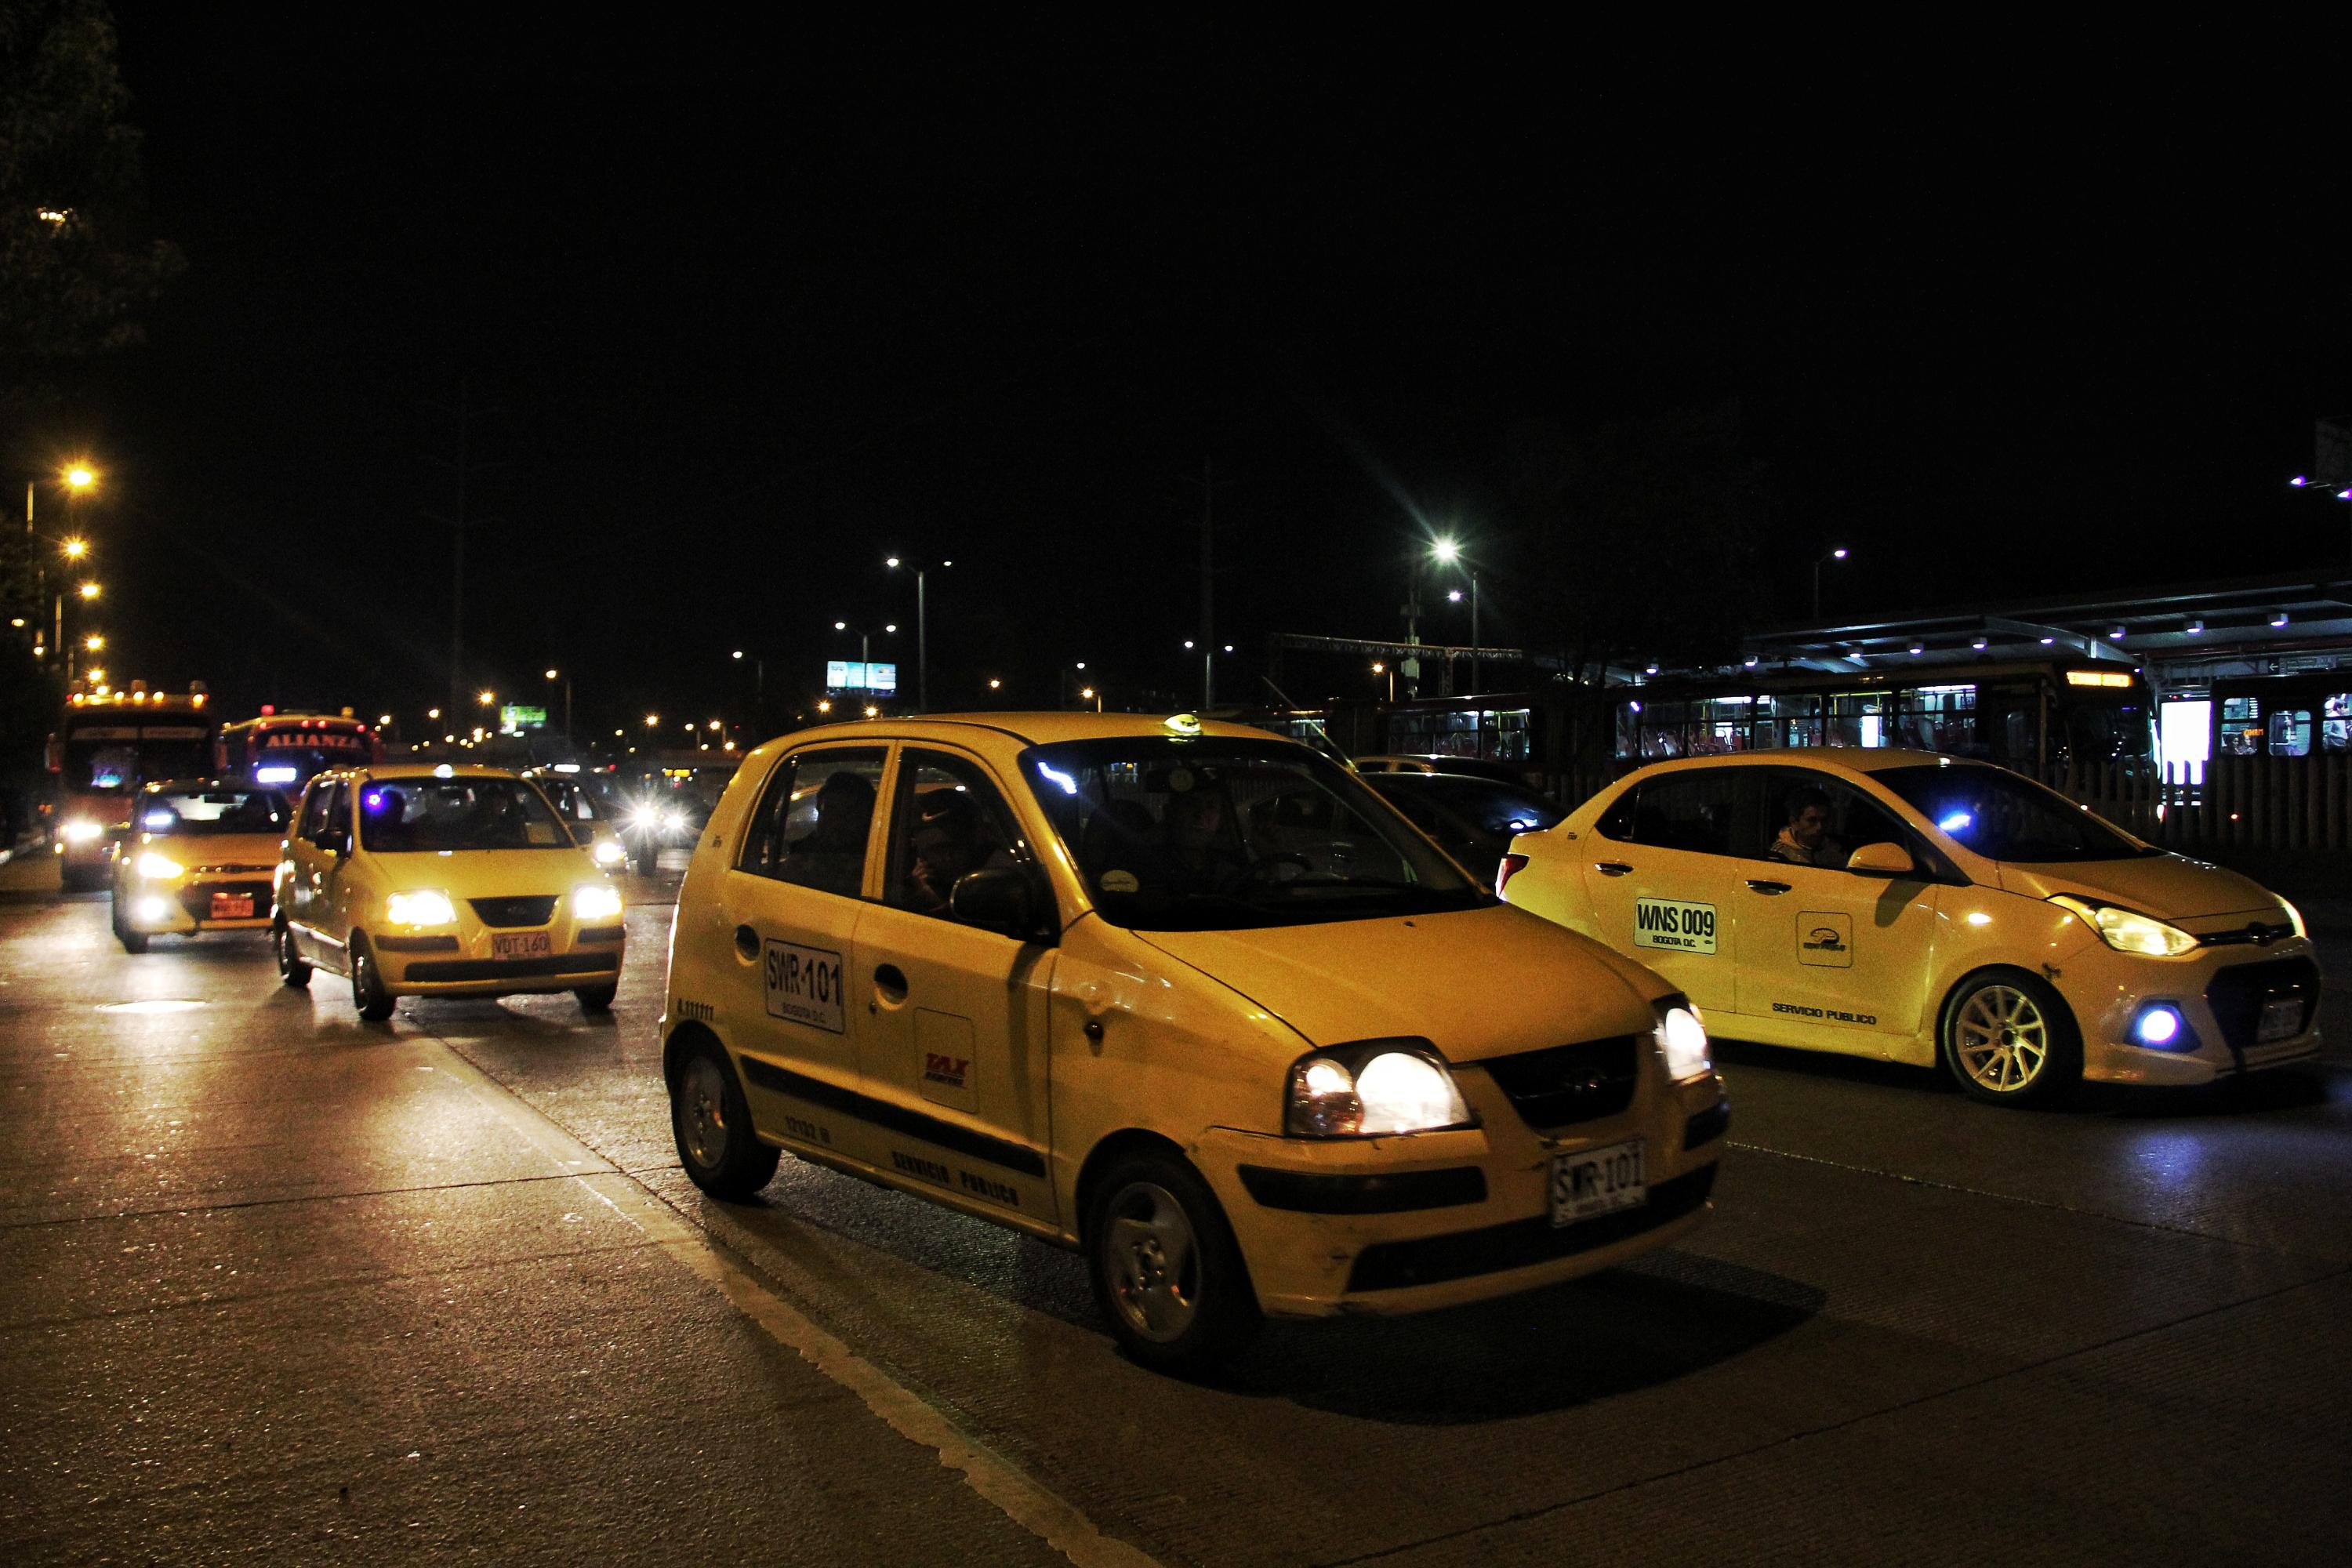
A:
[592, 839, 626, 867]
[62, 818, 103, 844]
[386, 890, 457, 927]
[2048, 895, 2199, 957]
[1284, 1042, 1471, 1138]
[135, 851, 185, 881]
[572, 883, 623, 920]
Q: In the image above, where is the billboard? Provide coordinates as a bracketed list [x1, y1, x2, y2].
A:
[499, 705, 548, 731]
[824, 660, 898, 694]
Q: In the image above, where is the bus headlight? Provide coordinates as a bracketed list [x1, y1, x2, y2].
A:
[386, 890, 457, 927]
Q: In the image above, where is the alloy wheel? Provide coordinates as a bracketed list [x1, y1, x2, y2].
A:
[1953, 983, 2050, 1094]
[1102, 1180, 1200, 1344]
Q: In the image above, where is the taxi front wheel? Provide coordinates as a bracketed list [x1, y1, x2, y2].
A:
[670, 1040, 781, 1200]
[274, 920, 311, 988]
[350, 933, 394, 1022]
[575, 982, 618, 1012]
[1087, 1150, 1261, 1375]
[1940, 970, 2082, 1106]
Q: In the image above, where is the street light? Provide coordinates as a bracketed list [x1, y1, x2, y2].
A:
[1429, 539, 1482, 697]
[1372, 661, 1394, 701]
[1813, 546, 1849, 619]
[78, 581, 99, 600]
[82, 633, 103, 652]
[833, 619, 896, 699]
[477, 689, 495, 706]
[885, 555, 950, 711]
[731, 648, 765, 718]
[543, 667, 572, 741]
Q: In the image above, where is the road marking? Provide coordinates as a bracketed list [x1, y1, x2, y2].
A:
[425, 1040, 1163, 1568]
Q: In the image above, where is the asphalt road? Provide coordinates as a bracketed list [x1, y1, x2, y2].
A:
[4, 845, 2348, 1567]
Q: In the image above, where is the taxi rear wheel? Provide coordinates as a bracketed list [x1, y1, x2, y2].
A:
[274, 920, 312, 988]
[1087, 1150, 1261, 1375]
[350, 933, 394, 1022]
[670, 1040, 781, 1200]
[1940, 970, 2081, 1105]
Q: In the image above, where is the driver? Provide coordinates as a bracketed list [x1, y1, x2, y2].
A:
[1158, 785, 1248, 895]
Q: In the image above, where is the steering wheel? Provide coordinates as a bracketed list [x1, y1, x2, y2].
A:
[1244, 854, 1314, 885]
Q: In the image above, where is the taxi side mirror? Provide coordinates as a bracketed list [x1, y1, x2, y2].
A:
[950, 866, 1053, 941]
[318, 827, 351, 858]
[1846, 840, 1915, 877]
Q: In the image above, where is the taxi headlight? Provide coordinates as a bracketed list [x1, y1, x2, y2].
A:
[663, 809, 688, 833]
[2048, 895, 2199, 957]
[1655, 1000, 1712, 1082]
[62, 818, 103, 844]
[572, 883, 623, 920]
[1284, 1041, 1472, 1138]
[2281, 898, 2307, 940]
[592, 839, 626, 867]
[134, 851, 185, 881]
[386, 890, 457, 927]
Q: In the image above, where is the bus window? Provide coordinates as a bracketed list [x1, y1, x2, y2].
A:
[1828, 692, 1885, 748]
[2219, 698, 2263, 757]
[2267, 710, 2314, 758]
[2324, 695, 2352, 754]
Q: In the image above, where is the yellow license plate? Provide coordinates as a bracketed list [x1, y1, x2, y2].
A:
[1548, 1138, 1646, 1225]
[209, 892, 256, 919]
[492, 931, 553, 960]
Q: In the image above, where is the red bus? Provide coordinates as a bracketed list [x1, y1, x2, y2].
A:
[217, 710, 383, 792]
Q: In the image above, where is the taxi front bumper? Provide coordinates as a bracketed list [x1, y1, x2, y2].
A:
[1194, 1072, 1725, 1319]
[373, 926, 626, 996]
[2068, 936, 2322, 1085]
[120, 877, 274, 935]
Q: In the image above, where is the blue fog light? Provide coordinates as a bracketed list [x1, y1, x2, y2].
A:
[2133, 1005, 2188, 1049]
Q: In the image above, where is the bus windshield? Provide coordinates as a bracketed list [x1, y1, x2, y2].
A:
[64, 737, 215, 794]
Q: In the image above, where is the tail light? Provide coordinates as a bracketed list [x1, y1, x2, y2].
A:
[1495, 853, 1530, 899]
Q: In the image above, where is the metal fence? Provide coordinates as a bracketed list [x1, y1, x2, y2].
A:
[2057, 757, 2352, 854]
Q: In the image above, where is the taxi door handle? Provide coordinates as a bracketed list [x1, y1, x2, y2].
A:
[733, 924, 759, 960]
[1594, 862, 1633, 877]
[1745, 879, 1791, 895]
[873, 964, 909, 1004]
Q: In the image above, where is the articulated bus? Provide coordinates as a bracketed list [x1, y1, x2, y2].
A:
[1615, 659, 2155, 776]
[216, 710, 382, 792]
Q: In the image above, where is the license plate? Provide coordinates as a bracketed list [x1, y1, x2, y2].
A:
[2258, 995, 2306, 1044]
[1548, 1137, 1646, 1226]
[492, 931, 554, 960]
[209, 891, 256, 919]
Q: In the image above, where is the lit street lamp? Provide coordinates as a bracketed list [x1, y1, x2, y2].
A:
[1431, 537, 1481, 697]
[78, 581, 99, 601]
[731, 648, 765, 717]
[885, 556, 950, 711]
[1813, 546, 1849, 619]
[543, 667, 572, 742]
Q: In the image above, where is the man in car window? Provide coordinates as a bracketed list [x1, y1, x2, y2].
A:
[1769, 785, 1846, 868]
[906, 793, 983, 915]
[1160, 786, 1248, 895]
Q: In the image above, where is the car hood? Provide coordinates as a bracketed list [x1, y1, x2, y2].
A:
[1131, 904, 1666, 1062]
[149, 832, 284, 869]
[1994, 854, 2287, 924]
[373, 848, 602, 897]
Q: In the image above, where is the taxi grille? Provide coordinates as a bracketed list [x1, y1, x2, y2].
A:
[2205, 956, 2319, 1052]
[469, 895, 557, 927]
[1479, 1033, 1642, 1130]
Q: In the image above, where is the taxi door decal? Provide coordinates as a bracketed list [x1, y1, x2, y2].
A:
[1798, 912, 1853, 968]
[915, 1007, 978, 1112]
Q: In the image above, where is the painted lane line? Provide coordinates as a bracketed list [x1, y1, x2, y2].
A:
[424, 1039, 1163, 1568]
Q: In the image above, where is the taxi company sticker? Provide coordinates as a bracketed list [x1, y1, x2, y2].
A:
[1167, 768, 1196, 793]
[1798, 912, 1854, 968]
[1098, 868, 1140, 894]
[1634, 898, 1717, 954]
[762, 938, 844, 1033]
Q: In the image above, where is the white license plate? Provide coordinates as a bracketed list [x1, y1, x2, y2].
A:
[2257, 996, 2306, 1044]
[1548, 1137, 1647, 1226]
[492, 931, 554, 960]
[209, 892, 256, 920]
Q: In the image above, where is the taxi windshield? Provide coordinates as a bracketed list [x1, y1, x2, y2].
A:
[357, 779, 573, 852]
[1021, 736, 1489, 931]
[140, 788, 289, 837]
[1875, 764, 2153, 863]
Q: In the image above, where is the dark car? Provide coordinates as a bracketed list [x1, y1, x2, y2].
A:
[1362, 771, 1566, 887]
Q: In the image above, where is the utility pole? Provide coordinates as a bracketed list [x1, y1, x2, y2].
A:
[1200, 456, 1214, 709]
[425, 381, 499, 721]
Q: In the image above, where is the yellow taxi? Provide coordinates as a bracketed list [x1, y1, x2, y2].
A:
[110, 779, 292, 953]
[662, 713, 1727, 1372]
[274, 764, 626, 1020]
[1500, 750, 2321, 1104]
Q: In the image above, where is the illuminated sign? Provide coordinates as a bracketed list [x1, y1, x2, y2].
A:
[824, 660, 898, 694]
[500, 704, 549, 730]
[2065, 671, 2133, 688]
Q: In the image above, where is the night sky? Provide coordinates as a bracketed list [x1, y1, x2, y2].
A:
[47, 12, 2352, 736]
